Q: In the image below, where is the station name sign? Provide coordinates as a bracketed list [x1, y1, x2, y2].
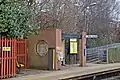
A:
[86, 35, 98, 38]
[62, 33, 98, 39]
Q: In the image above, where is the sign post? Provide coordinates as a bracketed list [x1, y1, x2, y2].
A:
[80, 31, 86, 67]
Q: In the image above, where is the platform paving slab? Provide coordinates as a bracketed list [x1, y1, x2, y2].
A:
[6, 63, 120, 80]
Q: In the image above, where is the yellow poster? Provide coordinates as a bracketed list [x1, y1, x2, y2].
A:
[70, 41, 77, 54]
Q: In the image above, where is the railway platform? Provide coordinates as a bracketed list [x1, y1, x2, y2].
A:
[7, 63, 120, 80]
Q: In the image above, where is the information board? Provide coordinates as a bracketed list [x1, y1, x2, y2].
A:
[70, 39, 78, 54]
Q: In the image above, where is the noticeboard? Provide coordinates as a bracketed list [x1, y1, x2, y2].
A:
[70, 39, 78, 54]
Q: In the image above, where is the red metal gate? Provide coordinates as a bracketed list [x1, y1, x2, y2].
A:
[0, 38, 16, 79]
[0, 37, 27, 79]
[16, 39, 27, 69]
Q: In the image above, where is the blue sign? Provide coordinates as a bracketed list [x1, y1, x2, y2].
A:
[62, 33, 81, 39]
[84, 49, 86, 56]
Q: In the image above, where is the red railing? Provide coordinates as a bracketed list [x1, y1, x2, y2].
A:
[16, 39, 27, 69]
[0, 38, 16, 79]
[0, 37, 27, 79]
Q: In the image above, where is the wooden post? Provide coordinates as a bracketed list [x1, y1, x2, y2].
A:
[80, 31, 86, 67]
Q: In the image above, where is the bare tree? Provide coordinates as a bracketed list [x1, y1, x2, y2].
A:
[27, 0, 120, 43]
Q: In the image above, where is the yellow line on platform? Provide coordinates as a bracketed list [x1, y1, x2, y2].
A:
[53, 49, 55, 70]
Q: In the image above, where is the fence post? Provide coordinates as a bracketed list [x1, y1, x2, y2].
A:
[25, 40, 27, 69]
[13, 38, 17, 76]
[106, 49, 109, 64]
[1, 37, 3, 78]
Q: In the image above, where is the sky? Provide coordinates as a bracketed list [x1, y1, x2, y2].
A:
[117, 0, 120, 1]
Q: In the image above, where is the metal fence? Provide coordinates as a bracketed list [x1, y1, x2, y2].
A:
[0, 38, 16, 79]
[16, 39, 27, 69]
[108, 46, 120, 63]
[86, 43, 120, 63]
[0, 37, 27, 79]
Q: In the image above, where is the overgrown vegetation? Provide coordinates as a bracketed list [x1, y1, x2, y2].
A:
[0, 0, 37, 38]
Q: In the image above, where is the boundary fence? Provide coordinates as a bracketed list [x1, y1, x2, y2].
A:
[0, 37, 27, 79]
[86, 43, 120, 63]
